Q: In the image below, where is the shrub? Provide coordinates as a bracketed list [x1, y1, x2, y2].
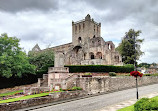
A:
[71, 86, 82, 90]
[60, 88, 63, 91]
[84, 73, 91, 75]
[109, 72, 116, 76]
[134, 98, 158, 111]
[144, 74, 151, 76]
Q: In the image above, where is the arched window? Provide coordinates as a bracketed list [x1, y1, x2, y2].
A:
[96, 52, 102, 59]
[78, 37, 82, 43]
[84, 53, 87, 60]
[83, 23, 85, 29]
[108, 44, 111, 50]
[93, 35, 95, 38]
[89, 52, 95, 59]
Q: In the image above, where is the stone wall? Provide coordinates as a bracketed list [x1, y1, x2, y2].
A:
[76, 76, 158, 94]
[0, 91, 87, 111]
[0, 83, 37, 94]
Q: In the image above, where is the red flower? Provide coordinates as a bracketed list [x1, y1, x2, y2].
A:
[130, 71, 143, 77]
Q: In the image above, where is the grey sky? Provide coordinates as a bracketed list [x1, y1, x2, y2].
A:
[0, 0, 158, 63]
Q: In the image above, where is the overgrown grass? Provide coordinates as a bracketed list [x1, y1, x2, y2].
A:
[0, 90, 23, 97]
[0, 91, 62, 104]
[117, 96, 158, 111]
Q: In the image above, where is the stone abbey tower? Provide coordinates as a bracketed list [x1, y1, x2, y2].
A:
[32, 14, 123, 66]
[72, 14, 101, 46]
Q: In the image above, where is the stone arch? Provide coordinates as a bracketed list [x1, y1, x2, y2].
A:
[78, 37, 82, 44]
[96, 52, 102, 59]
[73, 46, 82, 54]
[89, 52, 95, 59]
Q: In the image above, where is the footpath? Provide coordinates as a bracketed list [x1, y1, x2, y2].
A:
[96, 92, 158, 111]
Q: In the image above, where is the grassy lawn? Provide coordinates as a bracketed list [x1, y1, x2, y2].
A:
[0, 91, 62, 104]
[0, 90, 23, 97]
[117, 96, 158, 111]
[117, 105, 134, 111]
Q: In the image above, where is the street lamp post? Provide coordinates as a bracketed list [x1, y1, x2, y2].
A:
[133, 33, 139, 100]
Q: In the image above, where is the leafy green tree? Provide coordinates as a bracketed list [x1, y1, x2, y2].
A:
[28, 49, 54, 73]
[151, 62, 157, 66]
[138, 63, 150, 68]
[0, 33, 36, 78]
[116, 29, 144, 64]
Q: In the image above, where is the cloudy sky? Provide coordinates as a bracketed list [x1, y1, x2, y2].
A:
[0, 0, 158, 63]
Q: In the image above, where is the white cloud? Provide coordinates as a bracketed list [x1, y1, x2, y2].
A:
[0, 0, 158, 63]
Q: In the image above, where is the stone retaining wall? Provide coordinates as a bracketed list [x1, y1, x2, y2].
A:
[0, 91, 87, 111]
[1, 76, 158, 111]
[76, 76, 158, 94]
[0, 83, 37, 94]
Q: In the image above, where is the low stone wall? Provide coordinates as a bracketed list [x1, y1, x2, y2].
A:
[0, 83, 37, 94]
[76, 76, 158, 94]
[23, 87, 50, 95]
[0, 91, 87, 111]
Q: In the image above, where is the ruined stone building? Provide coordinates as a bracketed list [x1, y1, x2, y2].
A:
[32, 14, 123, 66]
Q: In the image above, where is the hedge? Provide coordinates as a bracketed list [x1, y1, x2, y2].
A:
[65, 64, 134, 73]
[0, 74, 38, 89]
[36, 64, 134, 74]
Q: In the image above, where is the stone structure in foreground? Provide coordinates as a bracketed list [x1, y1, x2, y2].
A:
[31, 14, 123, 66]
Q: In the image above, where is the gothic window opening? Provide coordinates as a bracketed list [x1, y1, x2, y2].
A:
[96, 52, 102, 59]
[108, 44, 111, 50]
[78, 37, 82, 44]
[73, 46, 82, 54]
[83, 23, 85, 29]
[93, 35, 95, 38]
[90, 52, 95, 59]
[84, 53, 87, 60]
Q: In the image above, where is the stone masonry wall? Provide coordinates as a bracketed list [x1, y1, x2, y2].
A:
[0, 91, 87, 111]
[76, 76, 158, 94]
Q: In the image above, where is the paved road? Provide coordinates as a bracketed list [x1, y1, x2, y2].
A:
[22, 84, 158, 111]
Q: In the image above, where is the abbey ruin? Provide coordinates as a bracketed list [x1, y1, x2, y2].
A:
[32, 14, 123, 66]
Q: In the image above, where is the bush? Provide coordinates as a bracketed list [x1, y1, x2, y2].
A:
[144, 74, 151, 76]
[71, 86, 82, 90]
[109, 72, 116, 76]
[84, 73, 91, 75]
[65, 65, 134, 73]
[134, 98, 158, 111]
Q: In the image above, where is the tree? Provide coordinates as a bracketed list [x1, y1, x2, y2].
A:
[28, 49, 54, 74]
[138, 63, 150, 68]
[0, 33, 36, 78]
[116, 29, 144, 64]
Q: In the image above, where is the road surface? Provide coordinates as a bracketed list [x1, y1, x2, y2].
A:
[20, 84, 158, 111]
